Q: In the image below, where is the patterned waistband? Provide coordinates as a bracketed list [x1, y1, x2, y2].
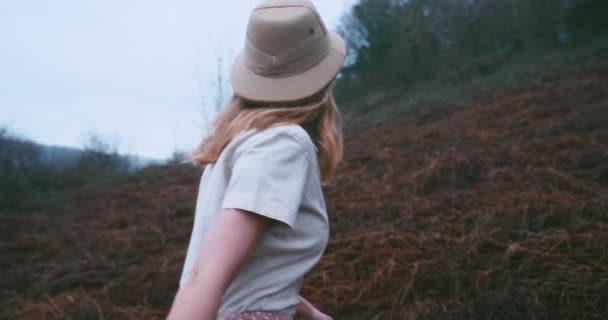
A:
[224, 310, 292, 320]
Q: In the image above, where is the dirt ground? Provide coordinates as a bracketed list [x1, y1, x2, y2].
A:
[1, 64, 607, 319]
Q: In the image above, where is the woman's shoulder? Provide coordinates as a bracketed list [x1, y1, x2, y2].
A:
[233, 124, 315, 154]
[266, 124, 314, 149]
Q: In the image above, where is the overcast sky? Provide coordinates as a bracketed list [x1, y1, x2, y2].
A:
[0, 0, 352, 159]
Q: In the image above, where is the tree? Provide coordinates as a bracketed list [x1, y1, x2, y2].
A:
[74, 134, 130, 177]
[333, 0, 598, 106]
[0, 128, 45, 210]
[566, 0, 608, 39]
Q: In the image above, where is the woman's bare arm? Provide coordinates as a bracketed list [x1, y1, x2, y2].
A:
[296, 295, 333, 320]
[167, 208, 269, 320]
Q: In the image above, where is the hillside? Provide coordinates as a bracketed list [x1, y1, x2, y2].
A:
[1, 63, 607, 319]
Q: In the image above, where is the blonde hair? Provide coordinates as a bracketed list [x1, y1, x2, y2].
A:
[190, 85, 343, 182]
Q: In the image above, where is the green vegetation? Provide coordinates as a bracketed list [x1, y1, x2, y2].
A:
[355, 36, 608, 124]
[334, 0, 608, 122]
[0, 129, 132, 214]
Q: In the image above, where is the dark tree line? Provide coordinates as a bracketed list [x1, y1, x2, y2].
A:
[335, 0, 608, 103]
[0, 129, 131, 212]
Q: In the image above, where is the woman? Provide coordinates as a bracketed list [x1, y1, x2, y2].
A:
[168, 0, 346, 319]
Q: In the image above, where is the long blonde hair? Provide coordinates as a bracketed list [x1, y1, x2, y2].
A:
[190, 85, 343, 182]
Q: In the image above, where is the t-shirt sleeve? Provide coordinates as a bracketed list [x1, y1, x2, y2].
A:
[220, 130, 311, 230]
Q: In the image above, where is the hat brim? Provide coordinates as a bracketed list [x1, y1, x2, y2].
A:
[230, 31, 346, 104]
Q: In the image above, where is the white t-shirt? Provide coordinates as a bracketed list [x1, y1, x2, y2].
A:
[179, 124, 330, 320]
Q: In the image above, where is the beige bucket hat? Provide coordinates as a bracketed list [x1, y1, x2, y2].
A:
[230, 0, 347, 104]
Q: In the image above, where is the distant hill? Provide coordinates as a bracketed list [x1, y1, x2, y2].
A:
[37, 144, 82, 169]
[0, 130, 162, 172]
[0, 132, 163, 210]
[37, 143, 162, 171]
